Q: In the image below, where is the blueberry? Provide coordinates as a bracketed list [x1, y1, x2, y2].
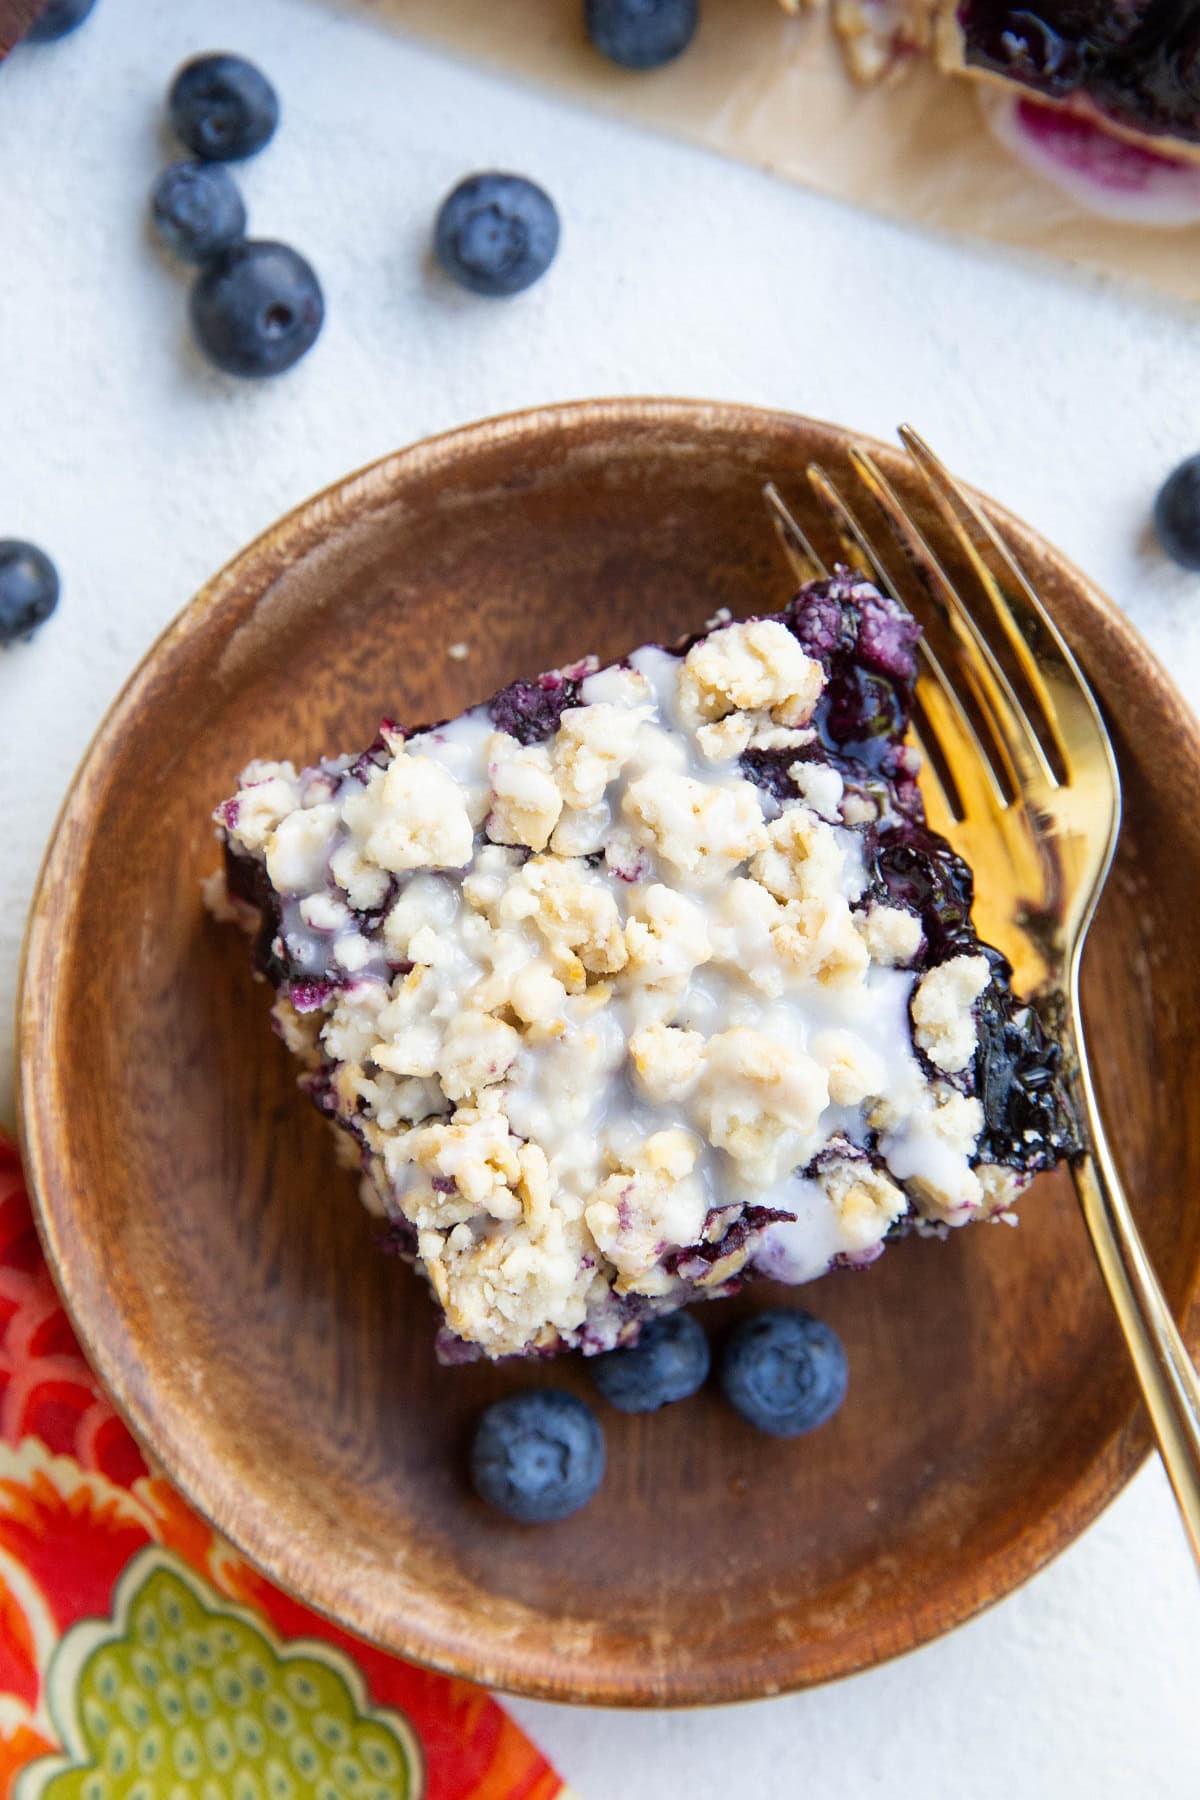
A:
[0, 541, 59, 645]
[720, 1309, 848, 1438]
[23, 0, 96, 42]
[169, 53, 279, 162]
[488, 675, 583, 743]
[868, 827, 975, 963]
[470, 1390, 604, 1523]
[1154, 454, 1200, 571]
[434, 173, 559, 297]
[190, 241, 323, 378]
[151, 162, 246, 264]
[590, 1313, 710, 1413]
[585, 0, 698, 69]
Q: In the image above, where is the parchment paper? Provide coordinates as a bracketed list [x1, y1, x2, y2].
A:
[378, 0, 1200, 302]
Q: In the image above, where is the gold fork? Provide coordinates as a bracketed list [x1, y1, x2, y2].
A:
[765, 429, 1200, 1564]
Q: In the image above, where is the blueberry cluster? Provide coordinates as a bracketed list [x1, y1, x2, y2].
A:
[426, 0, 709, 299]
[0, 0, 82, 645]
[151, 54, 324, 380]
[19, 0, 701, 71]
[470, 1309, 848, 1523]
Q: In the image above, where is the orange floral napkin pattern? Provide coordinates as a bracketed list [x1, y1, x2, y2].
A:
[0, 1131, 568, 1800]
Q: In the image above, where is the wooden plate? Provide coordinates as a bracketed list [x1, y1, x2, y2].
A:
[18, 400, 1200, 1706]
[0, 1, 43, 57]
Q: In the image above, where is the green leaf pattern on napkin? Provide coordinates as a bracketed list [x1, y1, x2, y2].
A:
[16, 1549, 421, 1800]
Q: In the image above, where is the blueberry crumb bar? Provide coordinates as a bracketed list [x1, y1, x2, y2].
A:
[210, 575, 1077, 1361]
[785, 2, 1200, 164]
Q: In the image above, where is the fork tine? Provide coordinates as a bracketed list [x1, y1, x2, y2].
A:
[764, 473, 961, 821]
[762, 481, 829, 583]
[767, 466, 1012, 824]
[914, 636, 1009, 816]
[906, 715, 960, 830]
[805, 459, 1010, 819]
[805, 462, 891, 589]
[897, 427, 1077, 776]
[849, 442, 1058, 794]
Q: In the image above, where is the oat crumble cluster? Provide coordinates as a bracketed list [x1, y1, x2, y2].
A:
[212, 576, 1076, 1361]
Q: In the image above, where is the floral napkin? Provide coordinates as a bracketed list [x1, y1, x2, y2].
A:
[0, 1131, 570, 1800]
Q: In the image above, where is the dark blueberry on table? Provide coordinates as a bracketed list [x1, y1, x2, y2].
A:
[434, 173, 560, 298]
[151, 161, 246, 264]
[0, 541, 59, 645]
[590, 1312, 710, 1413]
[585, 0, 698, 70]
[470, 1390, 605, 1523]
[23, 0, 96, 42]
[1154, 455, 1200, 572]
[169, 53, 279, 162]
[190, 240, 323, 378]
[720, 1309, 848, 1438]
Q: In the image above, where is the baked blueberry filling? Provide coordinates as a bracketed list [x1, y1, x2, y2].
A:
[488, 672, 586, 744]
[957, 2, 1200, 150]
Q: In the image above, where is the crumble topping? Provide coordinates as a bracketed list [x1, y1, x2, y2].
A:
[214, 590, 1073, 1360]
[345, 753, 477, 872]
[677, 618, 824, 731]
[911, 953, 992, 1074]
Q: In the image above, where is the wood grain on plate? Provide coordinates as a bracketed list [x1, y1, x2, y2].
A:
[0, 0, 42, 55]
[18, 400, 1200, 1706]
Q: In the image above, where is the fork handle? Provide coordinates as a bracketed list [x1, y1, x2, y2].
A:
[1070, 1042, 1200, 1566]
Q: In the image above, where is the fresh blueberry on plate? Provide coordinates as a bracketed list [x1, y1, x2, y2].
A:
[720, 1309, 848, 1438]
[434, 173, 560, 297]
[23, 0, 96, 42]
[0, 541, 60, 645]
[1154, 454, 1200, 571]
[590, 1313, 711, 1413]
[470, 1390, 605, 1523]
[190, 240, 323, 377]
[151, 161, 246, 263]
[585, 0, 699, 70]
[169, 53, 279, 162]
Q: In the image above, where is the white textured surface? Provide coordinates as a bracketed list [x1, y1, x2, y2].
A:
[1, 1, 1198, 1791]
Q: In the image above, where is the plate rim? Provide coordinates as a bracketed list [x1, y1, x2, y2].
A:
[16, 396, 1200, 1707]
